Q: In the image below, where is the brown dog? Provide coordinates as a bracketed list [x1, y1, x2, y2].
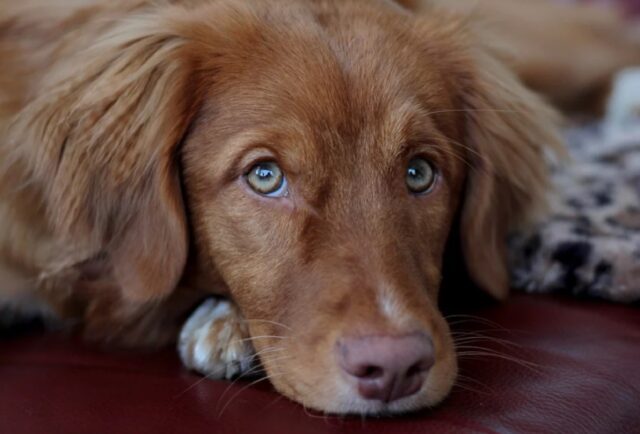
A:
[0, 0, 637, 415]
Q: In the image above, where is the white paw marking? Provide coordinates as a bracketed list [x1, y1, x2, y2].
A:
[178, 299, 254, 379]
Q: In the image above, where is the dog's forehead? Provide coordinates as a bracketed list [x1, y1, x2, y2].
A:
[206, 3, 460, 161]
[190, 0, 465, 209]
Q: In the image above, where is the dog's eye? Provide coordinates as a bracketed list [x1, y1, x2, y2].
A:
[246, 161, 288, 197]
[406, 157, 437, 194]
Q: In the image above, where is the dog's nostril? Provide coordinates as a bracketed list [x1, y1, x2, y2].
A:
[356, 365, 384, 379]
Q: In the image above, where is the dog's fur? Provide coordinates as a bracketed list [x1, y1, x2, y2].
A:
[0, 0, 638, 415]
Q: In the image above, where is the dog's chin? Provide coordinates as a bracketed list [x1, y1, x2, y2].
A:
[267, 356, 458, 416]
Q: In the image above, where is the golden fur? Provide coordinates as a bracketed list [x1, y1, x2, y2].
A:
[0, 0, 637, 415]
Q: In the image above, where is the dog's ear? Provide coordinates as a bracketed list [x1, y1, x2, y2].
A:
[11, 12, 203, 303]
[459, 49, 564, 300]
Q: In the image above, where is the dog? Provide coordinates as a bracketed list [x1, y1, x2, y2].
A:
[1, 0, 638, 415]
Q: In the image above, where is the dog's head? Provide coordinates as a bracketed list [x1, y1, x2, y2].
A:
[14, 0, 560, 415]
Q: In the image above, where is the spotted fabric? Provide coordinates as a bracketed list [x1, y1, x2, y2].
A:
[509, 119, 640, 303]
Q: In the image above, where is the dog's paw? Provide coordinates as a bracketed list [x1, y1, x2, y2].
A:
[178, 298, 254, 379]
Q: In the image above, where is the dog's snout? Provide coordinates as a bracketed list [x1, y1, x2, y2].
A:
[336, 333, 434, 403]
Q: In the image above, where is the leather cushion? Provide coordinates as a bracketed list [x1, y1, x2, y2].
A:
[2, 294, 638, 433]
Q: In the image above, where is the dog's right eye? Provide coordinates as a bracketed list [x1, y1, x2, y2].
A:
[406, 157, 437, 194]
[245, 161, 288, 197]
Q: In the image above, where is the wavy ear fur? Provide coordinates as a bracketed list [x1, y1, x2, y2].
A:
[406, 6, 565, 301]
[10, 11, 199, 304]
[460, 48, 564, 300]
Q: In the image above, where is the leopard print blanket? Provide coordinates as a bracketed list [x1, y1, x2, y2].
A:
[509, 71, 640, 303]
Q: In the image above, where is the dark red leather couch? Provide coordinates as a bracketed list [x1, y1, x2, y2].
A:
[2, 294, 639, 434]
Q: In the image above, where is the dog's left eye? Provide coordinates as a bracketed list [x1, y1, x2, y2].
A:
[245, 161, 288, 197]
[406, 157, 437, 194]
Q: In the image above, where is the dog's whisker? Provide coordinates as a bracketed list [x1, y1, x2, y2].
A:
[228, 366, 268, 385]
[424, 108, 524, 117]
[430, 134, 488, 162]
[451, 329, 494, 339]
[245, 346, 285, 361]
[453, 335, 525, 350]
[260, 393, 287, 413]
[242, 318, 293, 331]
[428, 135, 478, 168]
[452, 379, 490, 396]
[433, 134, 544, 197]
[174, 363, 234, 398]
[216, 369, 262, 405]
[226, 351, 286, 383]
[454, 342, 523, 353]
[454, 373, 495, 394]
[216, 369, 265, 403]
[243, 352, 282, 368]
[436, 129, 555, 198]
[450, 331, 511, 339]
[456, 348, 543, 374]
[300, 402, 331, 420]
[431, 144, 475, 169]
[236, 335, 288, 343]
[452, 371, 496, 395]
[445, 314, 510, 330]
[174, 375, 211, 398]
[216, 352, 292, 404]
[457, 350, 540, 369]
[253, 354, 293, 367]
[176, 344, 287, 399]
[215, 339, 293, 403]
[235, 360, 269, 377]
[216, 373, 285, 418]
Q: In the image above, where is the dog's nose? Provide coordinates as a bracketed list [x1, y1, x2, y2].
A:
[336, 333, 434, 403]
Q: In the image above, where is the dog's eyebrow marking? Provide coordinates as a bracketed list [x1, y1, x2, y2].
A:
[379, 99, 443, 163]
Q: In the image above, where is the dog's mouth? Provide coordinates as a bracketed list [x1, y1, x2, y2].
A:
[246, 322, 458, 416]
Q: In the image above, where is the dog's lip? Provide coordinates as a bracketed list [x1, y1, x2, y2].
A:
[283, 380, 434, 416]
[264, 350, 445, 416]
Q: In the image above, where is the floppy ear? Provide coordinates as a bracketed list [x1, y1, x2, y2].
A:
[11, 12, 201, 303]
[459, 48, 564, 300]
